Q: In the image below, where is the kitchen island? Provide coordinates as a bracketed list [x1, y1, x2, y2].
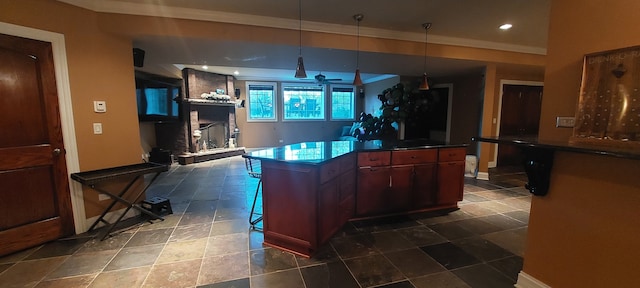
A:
[244, 139, 468, 257]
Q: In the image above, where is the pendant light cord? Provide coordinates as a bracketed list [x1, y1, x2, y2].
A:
[422, 23, 431, 74]
[298, 0, 302, 56]
[356, 17, 360, 69]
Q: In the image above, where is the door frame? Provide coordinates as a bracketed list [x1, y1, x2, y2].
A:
[433, 83, 453, 142]
[490, 80, 544, 168]
[0, 22, 86, 233]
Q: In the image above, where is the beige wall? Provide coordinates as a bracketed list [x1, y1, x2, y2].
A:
[522, 0, 640, 286]
[2, 0, 546, 220]
[2, 0, 142, 217]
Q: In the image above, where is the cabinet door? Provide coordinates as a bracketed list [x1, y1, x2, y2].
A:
[318, 179, 339, 244]
[437, 161, 465, 204]
[390, 165, 413, 211]
[413, 163, 437, 207]
[356, 166, 391, 216]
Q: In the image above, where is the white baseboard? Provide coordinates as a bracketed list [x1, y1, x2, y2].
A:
[515, 272, 551, 288]
[84, 207, 140, 232]
[476, 171, 490, 180]
[488, 161, 497, 168]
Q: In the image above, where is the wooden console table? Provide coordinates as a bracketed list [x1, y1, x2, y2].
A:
[70, 162, 169, 240]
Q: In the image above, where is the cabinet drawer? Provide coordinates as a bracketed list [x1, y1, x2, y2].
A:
[392, 149, 437, 165]
[319, 160, 340, 184]
[357, 151, 391, 167]
[438, 148, 466, 162]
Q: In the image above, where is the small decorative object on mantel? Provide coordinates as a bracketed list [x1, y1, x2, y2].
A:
[200, 91, 232, 102]
[571, 45, 640, 150]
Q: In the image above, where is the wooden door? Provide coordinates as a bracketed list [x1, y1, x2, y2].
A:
[0, 34, 75, 256]
[498, 84, 543, 166]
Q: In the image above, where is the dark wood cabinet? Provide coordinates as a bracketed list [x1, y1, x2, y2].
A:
[356, 149, 442, 216]
[258, 145, 464, 257]
[437, 148, 466, 204]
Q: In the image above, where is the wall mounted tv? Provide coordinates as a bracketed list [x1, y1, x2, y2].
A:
[135, 71, 182, 122]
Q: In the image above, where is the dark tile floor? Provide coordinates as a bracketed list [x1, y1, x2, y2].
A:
[0, 156, 530, 288]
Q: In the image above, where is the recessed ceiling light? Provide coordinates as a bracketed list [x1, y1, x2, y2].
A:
[499, 23, 513, 30]
[202, 65, 209, 70]
[234, 71, 239, 75]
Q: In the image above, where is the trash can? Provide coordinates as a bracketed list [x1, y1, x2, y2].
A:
[465, 155, 478, 178]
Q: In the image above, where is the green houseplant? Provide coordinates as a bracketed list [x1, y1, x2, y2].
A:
[356, 82, 429, 141]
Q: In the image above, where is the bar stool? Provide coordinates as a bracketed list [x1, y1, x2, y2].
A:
[244, 157, 262, 229]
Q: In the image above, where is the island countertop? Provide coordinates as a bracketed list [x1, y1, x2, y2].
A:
[243, 139, 468, 164]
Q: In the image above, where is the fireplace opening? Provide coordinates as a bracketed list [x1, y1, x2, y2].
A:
[197, 122, 228, 151]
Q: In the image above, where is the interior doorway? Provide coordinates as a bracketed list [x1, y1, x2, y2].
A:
[0, 23, 82, 256]
[404, 84, 453, 142]
[494, 81, 543, 167]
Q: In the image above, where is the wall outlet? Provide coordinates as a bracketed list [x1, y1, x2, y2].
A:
[556, 116, 575, 128]
[279, 139, 283, 143]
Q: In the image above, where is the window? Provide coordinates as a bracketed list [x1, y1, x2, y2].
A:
[246, 82, 277, 122]
[282, 84, 325, 120]
[330, 85, 355, 120]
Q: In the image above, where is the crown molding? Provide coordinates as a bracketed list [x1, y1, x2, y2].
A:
[57, 0, 546, 55]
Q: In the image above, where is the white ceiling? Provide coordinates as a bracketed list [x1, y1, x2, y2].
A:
[59, 0, 550, 83]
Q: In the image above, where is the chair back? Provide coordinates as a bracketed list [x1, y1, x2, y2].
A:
[244, 157, 262, 179]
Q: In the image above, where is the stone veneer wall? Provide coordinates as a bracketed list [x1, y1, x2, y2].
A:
[154, 69, 237, 155]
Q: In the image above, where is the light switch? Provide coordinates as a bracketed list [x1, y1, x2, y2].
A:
[556, 116, 575, 128]
[93, 123, 103, 134]
[94, 101, 106, 113]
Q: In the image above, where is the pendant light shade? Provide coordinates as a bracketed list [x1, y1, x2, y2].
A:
[419, 73, 429, 90]
[294, 0, 307, 78]
[295, 56, 307, 78]
[353, 69, 363, 86]
[352, 14, 364, 86]
[419, 22, 432, 91]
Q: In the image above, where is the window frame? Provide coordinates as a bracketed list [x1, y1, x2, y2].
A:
[246, 81, 278, 122]
[280, 82, 326, 121]
[329, 84, 356, 121]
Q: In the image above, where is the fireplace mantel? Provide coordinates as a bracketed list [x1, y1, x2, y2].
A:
[184, 98, 235, 106]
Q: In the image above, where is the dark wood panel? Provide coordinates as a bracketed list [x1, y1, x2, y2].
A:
[356, 166, 391, 215]
[0, 145, 52, 171]
[413, 163, 437, 207]
[262, 163, 316, 246]
[437, 161, 465, 204]
[392, 149, 437, 165]
[0, 218, 63, 257]
[357, 151, 391, 167]
[0, 167, 57, 229]
[438, 147, 466, 162]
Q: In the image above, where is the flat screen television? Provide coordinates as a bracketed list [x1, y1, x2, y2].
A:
[135, 71, 182, 122]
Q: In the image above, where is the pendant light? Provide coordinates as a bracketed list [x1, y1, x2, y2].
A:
[294, 0, 307, 78]
[419, 22, 432, 91]
[352, 14, 364, 86]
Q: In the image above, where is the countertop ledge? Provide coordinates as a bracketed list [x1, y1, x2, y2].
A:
[243, 139, 468, 164]
[473, 136, 640, 160]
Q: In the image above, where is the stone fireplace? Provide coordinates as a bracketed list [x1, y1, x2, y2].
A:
[154, 68, 244, 164]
